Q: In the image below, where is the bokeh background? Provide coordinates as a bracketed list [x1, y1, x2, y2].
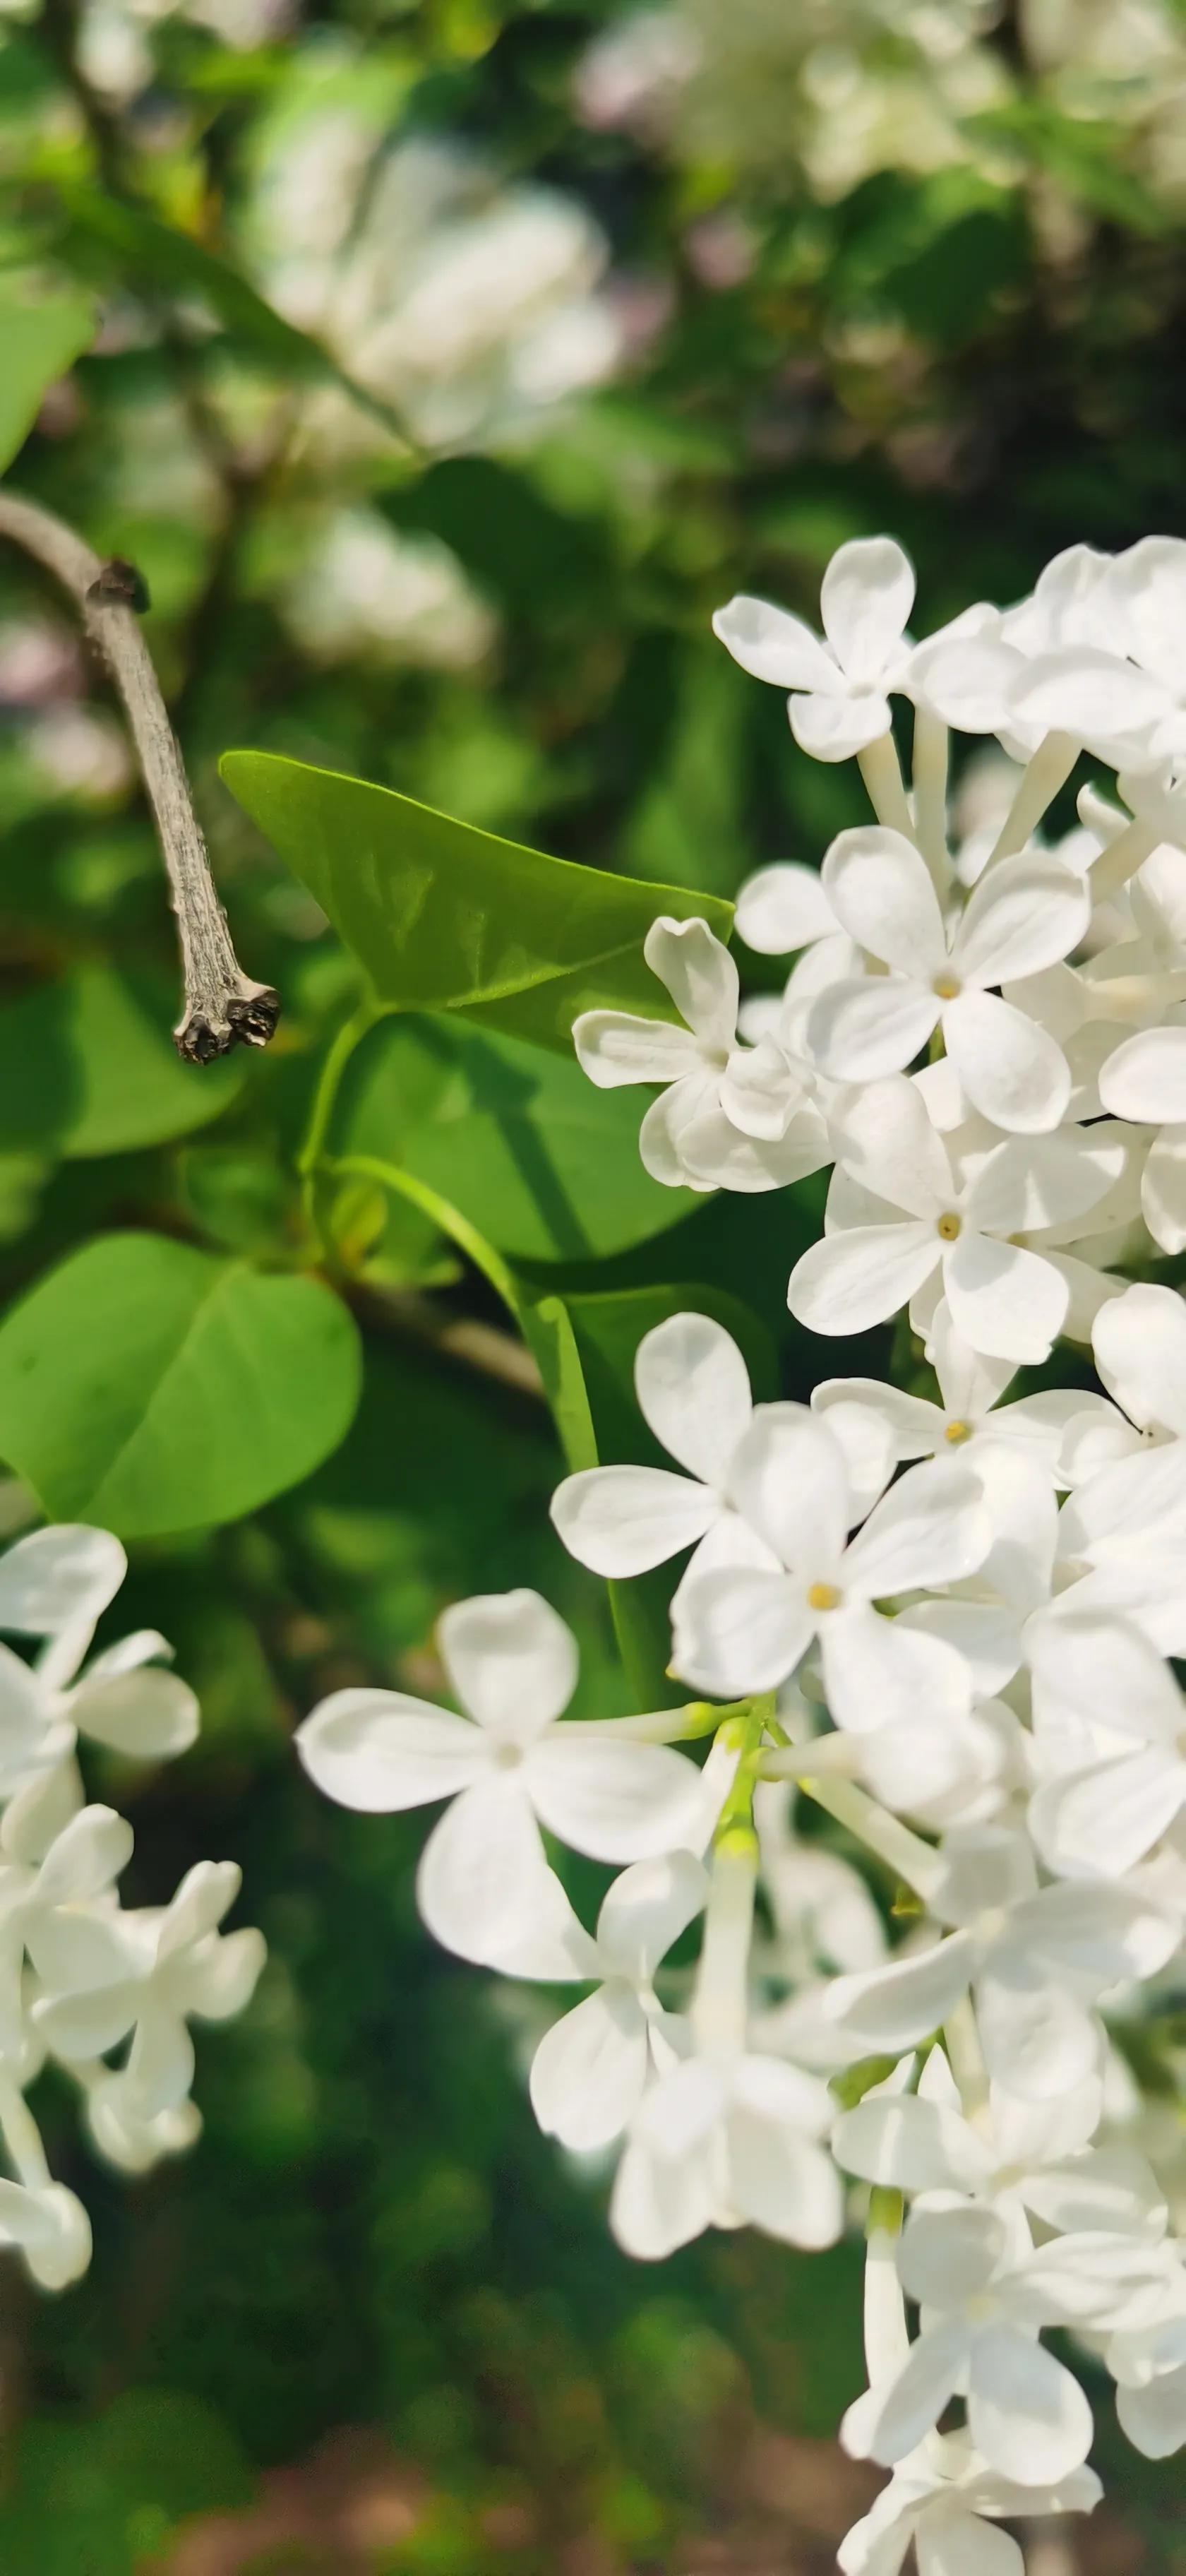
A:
[1, 1, 1186, 2567]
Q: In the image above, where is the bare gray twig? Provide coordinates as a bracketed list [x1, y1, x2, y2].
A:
[0, 487, 278, 1062]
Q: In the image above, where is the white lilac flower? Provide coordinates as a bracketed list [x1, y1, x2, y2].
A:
[788, 1075, 1122, 1363]
[528, 1852, 706, 2152]
[813, 1301, 1113, 1486]
[803, 826, 1087, 1131]
[0, 1522, 198, 1809]
[669, 1404, 990, 1724]
[296, 1590, 707, 1972]
[820, 1822, 1180, 2099]
[573, 915, 829, 1191]
[841, 2201, 1144, 2482]
[837, 2431, 1101, 2576]
[1028, 1611, 1186, 1877]
[834, 2043, 1166, 2241]
[30, 1859, 265, 2121]
[610, 2044, 842, 2259]
[1108, 2301, 1186, 2459]
[714, 537, 916, 761]
[551, 1308, 894, 1594]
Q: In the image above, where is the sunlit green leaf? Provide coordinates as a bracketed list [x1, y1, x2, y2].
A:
[0, 1233, 361, 1532]
[219, 751, 733, 1051]
[0, 275, 95, 475]
[341, 1015, 695, 1262]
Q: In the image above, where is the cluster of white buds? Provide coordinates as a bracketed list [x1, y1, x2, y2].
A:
[0, 1525, 264, 2288]
[301, 535, 1186, 2571]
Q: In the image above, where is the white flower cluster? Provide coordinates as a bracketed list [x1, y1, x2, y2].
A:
[0, 1524, 264, 2290]
[300, 534, 1186, 2570]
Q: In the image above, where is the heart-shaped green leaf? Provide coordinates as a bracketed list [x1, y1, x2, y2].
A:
[0, 1234, 361, 1533]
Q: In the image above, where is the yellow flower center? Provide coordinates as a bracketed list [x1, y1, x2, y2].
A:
[808, 1581, 843, 1612]
[933, 973, 962, 1001]
[937, 1211, 962, 1241]
[945, 1419, 973, 1445]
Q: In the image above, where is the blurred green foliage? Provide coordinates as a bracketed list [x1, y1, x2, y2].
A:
[1, 0, 1186, 2565]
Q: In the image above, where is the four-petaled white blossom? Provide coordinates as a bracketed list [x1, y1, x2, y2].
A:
[803, 828, 1086, 1131]
[296, 1589, 707, 1972]
[714, 539, 916, 760]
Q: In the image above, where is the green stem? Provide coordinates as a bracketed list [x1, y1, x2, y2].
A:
[329, 1151, 520, 1316]
[296, 999, 383, 1254]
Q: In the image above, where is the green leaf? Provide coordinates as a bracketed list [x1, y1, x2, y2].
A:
[0, 1233, 362, 1533]
[219, 750, 733, 1051]
[0, 276, 95, 475]
[524, 1282, 776, 1707]
[342, 1015, 695, 1263]
[52, 183, 414, 446]
[0, 965, 243, 1157]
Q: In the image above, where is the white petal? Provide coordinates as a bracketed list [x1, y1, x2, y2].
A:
[635, 1310, 753, 1484]
[35, 1976, 142, 2058]
[71, 1667, 199, 1761]
[814, 1378, 945, 1461]
[1009, 647, 1169, 748]
[821, 826, 946, 977]
[820, 538, 915, 685]
[637, 1074, 718, 1187]
[0, 2179, 92, 2290]
[34, 1803, 133, 1904]
[596, 1849, 708, 1981]
[1098, 1025, 1186, 1123]
[822, 1935, 976, 2054]
[1030, 1609, 1183, 1750]
[643, 916, 738, 1052]
[898, 2202, 1006, 2309]
[845, 1456, 990, 1597]
[529, 1985, 649, 2149]
[296, 1691, 483, 1811]
[671, 1568, 813, 1697]
[916, 2512, 1023, 2576]
[974, 1961, 1100, 2104]
[843, 2320, 971, 2467]
[416, 1777, 556, 1967]
[712, 594, 839, 693]
[1117, 2370, 1186, 2459]
[527, 1733, 706, 1864]
[943, 1234, 1067, 1366]
[789, 1224, 940, 1338]
[610, 2129, 717, 2259]
[791, 689, 893, 760]
[831, 1076, 953, 1218]
[1093, 1281, 1186, 1437]
[550, 1465, 717, 1577]
[808, 977, 941, 1083]
[728, 1403, 851, 1570]
[833, 2094, 991, 2195]
[933, 1823, 1037, 1926]
[157, 1858, 239, 1955]
[572, 1008, 700, 1089]
[1142, 1123, 1186, 1252]
[126, 2006, 195, 2115]
[726, 2116, 843, 2248]
[820, 1401, 898, 1520]
[1017, 1878, 1180, 1989]
[179, 1925, 266, 2022]
[967, 2327, 1093, 2485]
[438, 1590, 577, 1741]
[735, 861, 836, 955]
[942, 991, 1070, 1135]
[820, 1604, 971, 1739]
[952, 858, 1089, 987]
[0, 1526, 125, 1638]
[1032, 1750, 1186, 1879]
